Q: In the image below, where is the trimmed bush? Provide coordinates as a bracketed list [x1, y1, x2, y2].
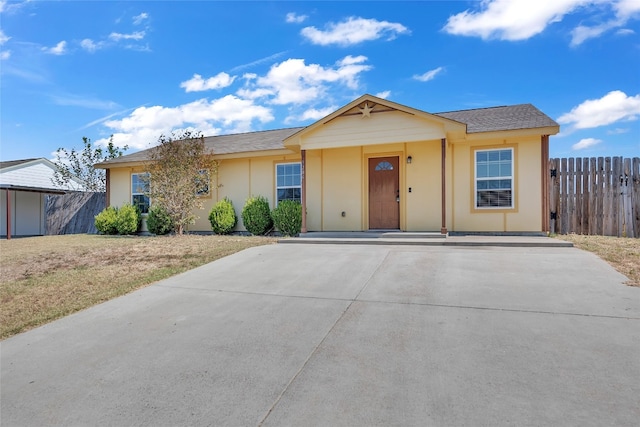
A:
[115, 203, 141, 235]
[147, 205, 174, 235]
[209, 198, 237, 235]
[95, 206, 119, 235]
[241, 195, 273, 235]
[272, 200, 302, 237]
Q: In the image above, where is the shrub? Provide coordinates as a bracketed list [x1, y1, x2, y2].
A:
[95, 206, 119, 235]
[147, 205, 174, 235]
[241, 195, 273, 235]
[208, 198, 237, 235]
[272, 200, 302, 237]
[115, 203, 141, 235]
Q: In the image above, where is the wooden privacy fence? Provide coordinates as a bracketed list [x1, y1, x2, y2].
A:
[549, 157, 640, 237]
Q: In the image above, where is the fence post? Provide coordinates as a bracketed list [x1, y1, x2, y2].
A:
[632, 158, 640, 238]
[568, 158, 575, 234]
[549, 158, 558, 234]
[559, 158, 566, 234]
[575, 158, 583, 234]
[612, 157, 621, 237]
[596, 157, 604, 235]
[582, 158, 589, 235]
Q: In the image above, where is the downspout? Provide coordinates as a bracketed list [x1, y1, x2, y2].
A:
[441, 138, 448, 234]
[301, 149, 307, 233]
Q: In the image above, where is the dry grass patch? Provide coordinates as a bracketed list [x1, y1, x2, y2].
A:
[555, 234, 640, 287]
[0, 234, 275, 339]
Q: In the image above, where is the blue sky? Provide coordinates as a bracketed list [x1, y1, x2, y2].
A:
[1, 0, 639, 161]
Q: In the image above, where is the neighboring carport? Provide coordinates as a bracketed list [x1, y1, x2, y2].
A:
[1, 184, 66, 239]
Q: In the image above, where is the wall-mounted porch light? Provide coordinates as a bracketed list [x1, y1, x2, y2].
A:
[407, 156, 412, 164]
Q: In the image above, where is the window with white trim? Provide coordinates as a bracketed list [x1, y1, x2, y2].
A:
[131, 173, 150, 214]
[276, 163, 301, 204]
[475, 148, 513, 209]
[195, 169, 210, 197]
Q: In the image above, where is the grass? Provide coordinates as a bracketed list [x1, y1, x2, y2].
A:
[554, 234, 640, 287]
[0, 234, 275, 339]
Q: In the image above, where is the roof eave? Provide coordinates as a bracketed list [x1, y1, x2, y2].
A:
[459, 125, 560, 141]
[0, 184, 68, 194]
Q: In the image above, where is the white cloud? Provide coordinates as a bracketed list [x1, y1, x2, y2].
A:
[109, 31, 145, 42]
[443, 0, 640, 45]
[0, 0, 29, 14]
[80, 38, 104, 53]
[572, 138, 602, 150]
[240, 55, 372, 105]
[99, 96, 274, 150]
[413, 66, 444, 82]
[230, 51, 288, 73]
[133, 12, 149, 25]
[558, 90, 640, 130]
[43, 41, 67, 55]
[443, 0, 588, 40]
[375, 90, 391, 99]
[570, 0, 640, 45]
[49, 93, 119, 110]
[301, 17, 409, 46]
[607, 127, 629, 134]
[0, 50, 10, 60]
[570, 24, 611, 46]
[616, 28, 636, 35]
[286, 12, 308, 24]
[0, 29, 10, 45]
[180, 72, 236, 92]
[615, 0, 640, 17]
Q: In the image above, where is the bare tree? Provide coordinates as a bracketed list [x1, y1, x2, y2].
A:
[144, 131, 217, 235]
[52, 136, 127, 192]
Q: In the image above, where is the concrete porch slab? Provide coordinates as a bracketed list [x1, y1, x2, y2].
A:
[280, 233, 573, 248]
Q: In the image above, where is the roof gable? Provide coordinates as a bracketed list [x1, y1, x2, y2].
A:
[284, 94, 466, 147]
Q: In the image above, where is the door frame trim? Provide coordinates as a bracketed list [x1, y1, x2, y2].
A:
[363, 152, 404, 230]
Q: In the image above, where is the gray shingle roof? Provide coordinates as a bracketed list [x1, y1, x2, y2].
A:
[434, 104, 559, 133]
[204, 127, 305, 155]
[98, 104, 558, 167]
[98, 127, 305, 166]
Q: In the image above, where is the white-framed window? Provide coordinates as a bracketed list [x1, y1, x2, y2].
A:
[276, 163, 301, 204]
[131, 173, 150, 214]
[475, 148, 514, 209]
[195, 169, 210, 197]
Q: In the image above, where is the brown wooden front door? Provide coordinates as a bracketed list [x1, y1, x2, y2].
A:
[369, 156, 400, 229]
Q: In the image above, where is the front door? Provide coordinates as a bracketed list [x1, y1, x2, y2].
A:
[369, 156, 399, 229]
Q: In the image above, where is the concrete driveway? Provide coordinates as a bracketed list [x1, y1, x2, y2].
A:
[2, 243, 639, 426]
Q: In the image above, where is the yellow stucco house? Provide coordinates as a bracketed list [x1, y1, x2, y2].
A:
[97, 94, 559, 235]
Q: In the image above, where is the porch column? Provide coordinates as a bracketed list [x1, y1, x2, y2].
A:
[5, 188, 11, 240]
[541, 135, 550, 233]
[301, 149, 307, 233]
[440, 138, 448, 234]
[105, 169, 111, 208]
